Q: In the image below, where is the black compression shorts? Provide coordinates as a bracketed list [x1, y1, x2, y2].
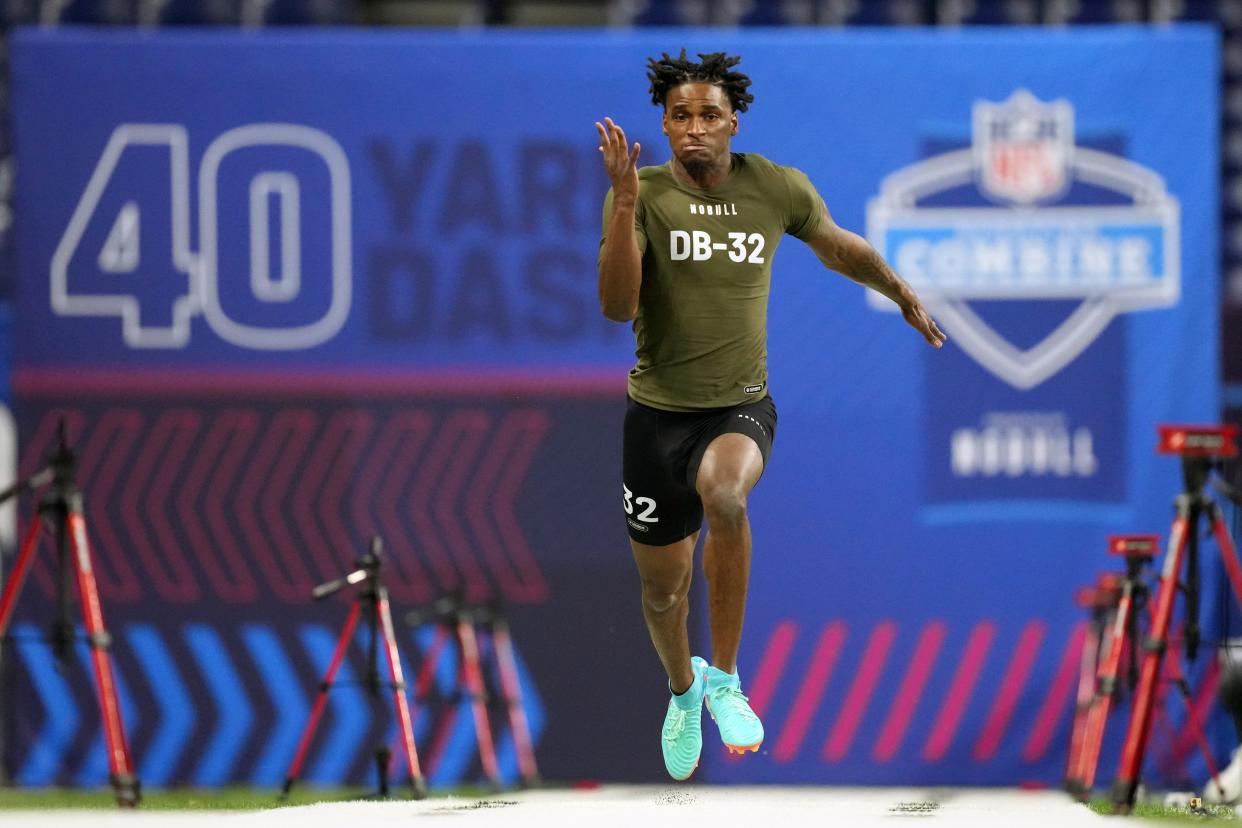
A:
[621, 394, 777, 546]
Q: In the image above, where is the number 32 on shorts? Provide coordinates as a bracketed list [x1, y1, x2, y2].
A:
[623, 484, 659, 523]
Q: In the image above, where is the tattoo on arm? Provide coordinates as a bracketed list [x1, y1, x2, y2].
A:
[836, 242, 910, 305]
[811, 218, 913, 307]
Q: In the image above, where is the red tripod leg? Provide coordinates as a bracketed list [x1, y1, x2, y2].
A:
[1164, 651, 1225, 799]
[281, 601, 361, 800]
[414, 624, 449, 702]
[1066, 616, 1105, 795]
[0, 514, 43, 636]
[456, 616, 501, 790]
[376, 590, 427, 799]
[1112, 511, 1191, 813]
[1073, 590, 1134, 799]
[67, 511, 140, 807]
[1210, 506, 1242, 607]
[490, 619, 539, 786]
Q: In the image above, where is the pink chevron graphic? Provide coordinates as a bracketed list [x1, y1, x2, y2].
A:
[314, 410, 375, 574]
[292, 412, 361, 584]
[465, 410, 551, 603]
[15, 366, 624, 398]
[873, 620, 947, 763]
[973, 621, 1045, 761]
[119, 410, 202, 602]
[487, 410, 552, 602]
[74, 409, 145, 604]
[14, 401, 564, 610]
[179, 410, 257, 602]
[748, 620, 798, 719]
[235, 411, 317, 601]
[408, 415, 476, 596]
[260, 410, 321, 600]
[431, 411, 493, 602]
[358, 411, 435, 604]
[773, 621, 847, 763]
[823, 620, 897, 761]
[199, 410, 263, 603]
[140, 409, 204, 600]
[923, 621, 996, 762]
[1022, 622, 1086, 762]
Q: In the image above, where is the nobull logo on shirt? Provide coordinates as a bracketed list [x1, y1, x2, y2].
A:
[865, 90, 1181, 511]
[689, 202, 739, 216]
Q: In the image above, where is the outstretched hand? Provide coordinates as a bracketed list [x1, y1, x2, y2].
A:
[595, 117, 641, 200]
[902, 299, 948, 348]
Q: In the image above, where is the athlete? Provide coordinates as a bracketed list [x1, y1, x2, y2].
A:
[596, 50, 946, 780]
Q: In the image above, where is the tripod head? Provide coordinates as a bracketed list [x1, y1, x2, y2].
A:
[1076, 573, 1124, 612]
[1109, 534, 1158, 579]
[405, 588, 466, 627]
[0, 419, 76, 507]
[312, 536, 386, 600]
[1157, 424, 1238, 498]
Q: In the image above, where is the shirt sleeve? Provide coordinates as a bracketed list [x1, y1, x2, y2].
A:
[600, 186, 648, 255]
[782, 166, 825, 241]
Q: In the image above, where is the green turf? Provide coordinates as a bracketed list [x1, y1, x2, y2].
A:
[1088, 797, 1240, 822]
[0, 786, 441, 810]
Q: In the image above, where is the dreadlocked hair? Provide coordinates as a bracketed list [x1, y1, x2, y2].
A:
[646, 49, 754, 113]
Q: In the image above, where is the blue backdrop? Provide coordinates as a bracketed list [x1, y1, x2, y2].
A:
[4, 26, 1221, 788]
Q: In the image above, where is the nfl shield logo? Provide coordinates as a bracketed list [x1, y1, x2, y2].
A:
[973, 89, 1073, 205]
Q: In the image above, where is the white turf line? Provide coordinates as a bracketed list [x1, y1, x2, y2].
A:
[1, 786, 1111, 826]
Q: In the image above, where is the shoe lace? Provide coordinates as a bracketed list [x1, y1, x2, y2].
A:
[711, 685, 758, 722]
[663, 706, 689, 743]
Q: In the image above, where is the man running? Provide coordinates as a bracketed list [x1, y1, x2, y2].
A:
[596, 50, 946, 781]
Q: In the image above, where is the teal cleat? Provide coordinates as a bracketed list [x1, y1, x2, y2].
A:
[661, 656, 709, 780]
[705, 664, 764, 754]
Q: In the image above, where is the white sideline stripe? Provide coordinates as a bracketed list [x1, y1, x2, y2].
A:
[0, 786, 1108, 826]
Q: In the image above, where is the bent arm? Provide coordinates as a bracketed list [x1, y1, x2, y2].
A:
[595, 117, 644, 323]
[804, 201, 946, 347]
[598, 195, 643, 322]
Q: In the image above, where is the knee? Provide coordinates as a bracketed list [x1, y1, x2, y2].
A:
[640, 573, 690, 614]
[698, 478, 748, 527]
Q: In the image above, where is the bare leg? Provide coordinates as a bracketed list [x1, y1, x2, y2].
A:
[631, 532, 700, 693]
[695, 433, 764, 675]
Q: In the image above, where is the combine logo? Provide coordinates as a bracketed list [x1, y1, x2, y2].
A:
[867, 90, 1180, 390]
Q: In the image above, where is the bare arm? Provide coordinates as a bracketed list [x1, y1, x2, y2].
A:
[595, 117, 643, 322]
[804, 200, 947, 348]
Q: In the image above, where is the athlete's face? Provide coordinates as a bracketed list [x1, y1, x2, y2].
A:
[662, 83, 737, 168]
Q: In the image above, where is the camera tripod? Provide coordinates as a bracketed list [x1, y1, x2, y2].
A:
[0, 422, 140, 807]
[281, 536, 427, 801]
[1066, 535, 1222, 800]
[1111, 425, 1242, 813]
[406, 594, 540, 790]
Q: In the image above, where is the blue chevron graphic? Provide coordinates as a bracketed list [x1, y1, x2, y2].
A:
[128, 624, 195, 786]
[185, 624, 254, 785]
[412, 625, 461, 697]
[13, 624, 80, 785]
[429, 701, 477, 787]
[241, 625, 310, 786]
[300, 624, 369, 783]
[73, 637, 139, 787]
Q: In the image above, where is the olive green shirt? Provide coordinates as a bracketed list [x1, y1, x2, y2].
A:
[601, 153, 824, 411]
